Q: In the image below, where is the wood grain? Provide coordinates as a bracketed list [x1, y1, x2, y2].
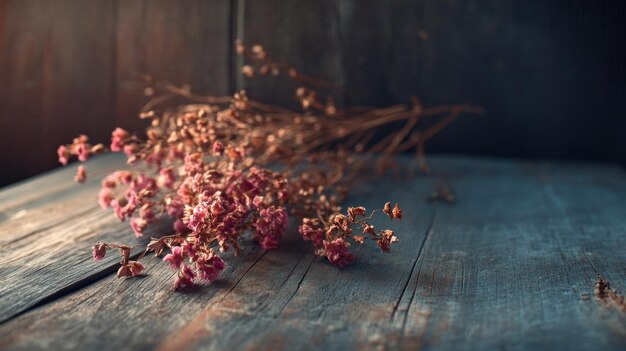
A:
[0, 154, 148, 323]
[0, 155, 624, 350]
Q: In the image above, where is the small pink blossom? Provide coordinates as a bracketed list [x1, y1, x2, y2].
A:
[74, 165, 87, 183]
[110, 128, 129, 152]
[130, 217, 148, 237]
[254, 206, 288, 250]
[139, 205, 155, 221]
[197, 252, 225, 282]
[181, 263, 196, 281]
[163, 246, 184, 269]
[212, 141, 224, 156]
[111, 199, 125, 221]
[252, 195, 264, 208]
[123, 144, 137, 157]
[392, 203, 402, 221]
[92, 243, 107, 261]
[182, 240, 198, 258]
[209, 198, 225, 215]
[75, 143, 90, 162]
[187, 203, 210, 233]
[57, 145, 69, 165]
[323, 238, 354, 268]
[299, 218, 324, 247]
[117, 265, 132, 277]
[166, 199, 184, 217]
[173, 219, 187, 233]
[159, 167, 176, 188]
[117, 261, 145, 277]
[128, 261, 145, 276]
[98, 188, 113, 209]
[133, 174, 157, 192]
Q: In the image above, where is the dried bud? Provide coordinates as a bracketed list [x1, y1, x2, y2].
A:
[251, 44, 266, 59]
[235, 39, 245, 55]
[92, 243, 107, 261]
[147, 239, 166, 256]
[57, 145, 69, 165]
[323, 238, 354, 268]
[377, 229, 398, 253]
[90, 144, 106, 154]
[347, 206, 366, 220]
[241, 65, 255, 77]
[383, 202, 392, 218]
[74, 165, 87, 183]
[117, 265, 132, 278]
[128, 261, 145, 276]
[392, 203, 402, 220]
[363, 223, 376, 236]
[212, 141, 224, 156]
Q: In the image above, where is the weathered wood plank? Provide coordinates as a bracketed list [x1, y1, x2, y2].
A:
[0, 156, 624, 350]
[0, 154, 151, 323]
[386, 159, 626, 350]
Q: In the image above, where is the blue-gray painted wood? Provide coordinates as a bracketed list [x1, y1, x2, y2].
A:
[0, 155, 624, 350]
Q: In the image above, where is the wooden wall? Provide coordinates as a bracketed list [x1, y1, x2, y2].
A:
[1, 0, 625, 186]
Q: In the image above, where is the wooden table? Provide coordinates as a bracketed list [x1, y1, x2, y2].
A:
[1, 154, 625, 350]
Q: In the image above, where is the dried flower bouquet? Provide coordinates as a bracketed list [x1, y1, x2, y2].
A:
[57, 41, 481, 290]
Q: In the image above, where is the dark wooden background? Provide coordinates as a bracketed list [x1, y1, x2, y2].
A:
[1, 0, 625, 187]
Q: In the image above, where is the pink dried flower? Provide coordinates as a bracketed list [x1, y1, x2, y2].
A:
[159, 167, 176, 188]
[254, 206, 288, 250]
[197, 252, 225, 282]
[163, 246, 184, 269]
[75, 142, 90, 162]
[323, 238, 354, 268]
[392, 203, 402, 220]
[173, 219, 187, 233]
[74, 165, 87, 183]
[187, 202, 210, 233]
[92, 243, 107, 261]
[117, 265, 132, 277]
[377, 229, 398, 253]
[57, 145, 69, 166]
[111, 128, 129, 152]
[181, 240, 198, 258]
[212, 141, 224, 156]
[299, 218, 324, 247]
[123, 144, 137, 157]
[128, 261, 145, 276]
[252, 195, 264, 208]
[130, 217, 148, 237]
[64, 42, 475, 292]
[181, 264, 196, 281]
[210, 198, 225, 215]
[347, 206, 366, 220]
[111, 200, 126, 221]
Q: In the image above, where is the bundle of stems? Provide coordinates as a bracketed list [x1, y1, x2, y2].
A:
[57, 41, 482, 290]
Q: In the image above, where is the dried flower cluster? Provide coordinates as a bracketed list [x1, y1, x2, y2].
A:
[57, 41, 481, 290]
